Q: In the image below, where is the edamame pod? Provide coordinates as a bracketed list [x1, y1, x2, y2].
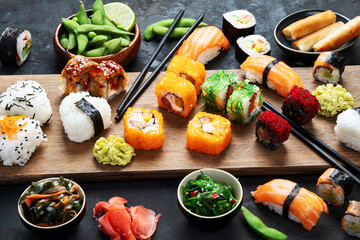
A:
[152, 26, 190, 39]
[61, 18, 79, 33]
[241, 206, 288, 240]
[91, 10, 103, 25]
[60, 32, 68, 40]
[77, 24, 133, 36]
[77, 33, 88, 54]
[104, 38, 122, 54]
[60, 38, 69, 49]
[88, 31, 97, 39]
[88, 35, 108, 46]
[84, 47, 106, 57]
[68, 32, 77, 50]
[78, 1, 90, 25]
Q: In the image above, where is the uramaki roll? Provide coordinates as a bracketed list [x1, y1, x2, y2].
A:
[154, 72, 197, 117]
[313, 16, 360, 52]
[291, 22, 344, 51]
[282, 10, 336, 40]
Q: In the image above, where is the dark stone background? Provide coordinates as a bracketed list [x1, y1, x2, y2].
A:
[0, 0, 360, 239]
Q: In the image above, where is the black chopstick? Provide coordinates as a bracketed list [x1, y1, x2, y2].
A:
[115, 12, 205, 121]
[115, 9, 185, 117]
[262, 101, 360, 186]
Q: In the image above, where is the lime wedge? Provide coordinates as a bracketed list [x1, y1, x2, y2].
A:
[104, 2, 135, 32]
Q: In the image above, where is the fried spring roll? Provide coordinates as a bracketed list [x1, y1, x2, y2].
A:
[282, 10, 336, 40]
[291, 22, 344, 51]
[313, 16, 360, 52]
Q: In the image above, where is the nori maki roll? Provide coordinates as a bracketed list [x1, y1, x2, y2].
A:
[235, 34, 271, 62]
[313, 51, 346, 84]
[282, 85, 320, 125]
[201, 70, 241, 111]
[227, 80, 262, 125]
[255, 110, 291, 150]
[0, 27, 32, 66]
[342, 201, 360, 238]
[222, 10, 256, 44]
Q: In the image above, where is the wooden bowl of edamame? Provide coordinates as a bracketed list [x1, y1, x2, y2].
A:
[53, 10, 141, 66]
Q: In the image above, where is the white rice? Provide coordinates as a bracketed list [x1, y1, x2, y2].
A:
[241, 69, 276, 91]
[197, 46, 222, 65]
[0, 116, 47, 166]
[334, 109, 360, 152]
[237, 34, 271, 56]
[0, 80, 53, 126]
[314, 67, 340, 84]
[316, 183, 344, 206]
[59, 92, 112, 143]
[16, 30, 31, 65]
[223, 10, 256, 29]
[261, 201, 301, 224]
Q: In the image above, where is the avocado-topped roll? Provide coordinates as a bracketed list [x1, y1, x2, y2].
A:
[123, 107, 164, 150]
[186, 112, 231, 155]
[167, 55, 206, 95]
[227, 80, 262, 125]
[0, 27, 32, 66]
[313, 51, 346, 84]
[155, 72, 197, 117]
[201, 70, 241, 111]
[342, 201, 360, 238]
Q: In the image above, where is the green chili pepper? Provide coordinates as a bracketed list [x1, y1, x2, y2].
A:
[61, 18, 79, 33]
[78, 1, 89, 25]
[88, 35, 108, 46]
[84, 47, 106, 57]
[91, 10, 103, 25]
[60, 38, 69, 49]
[77, 33, 88, 54]
[68, 32, 76, 50]
[241, 206, 288, 240]
[144, 18, 207, 41]
[152, 26, 190, 39]
[77, 24, 133, 36]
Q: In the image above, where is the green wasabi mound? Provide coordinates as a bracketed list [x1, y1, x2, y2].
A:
[312, 84, 354, 117]
[93, 135, 135, 166]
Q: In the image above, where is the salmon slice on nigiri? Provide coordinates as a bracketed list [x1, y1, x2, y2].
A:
[176, 26, 230, 65]
[251, 179, 328, 231]
[241, 55, 304, 97]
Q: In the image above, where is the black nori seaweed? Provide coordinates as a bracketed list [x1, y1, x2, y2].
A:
[222, 16, 255, 44]
[0, 27, 23, 66]
[355, 107, 360, 115]
[75, 98, 104, 136]
[262, 59, 280, 87]
[329, 168, 353, 197]
[283, 184, 301, 218]
[324, 51, 346, 75]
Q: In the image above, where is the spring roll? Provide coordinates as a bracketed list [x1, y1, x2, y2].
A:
[282, 10, 336, 40]
[292, 22, 344, 51]
[313, 16, 360, 52]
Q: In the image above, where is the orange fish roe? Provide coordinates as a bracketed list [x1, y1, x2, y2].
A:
[0, 115, 27, 140]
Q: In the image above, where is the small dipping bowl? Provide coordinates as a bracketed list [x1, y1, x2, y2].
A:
[177, 168, 243, 230]
[18, 177, 86, 238]
[53, 10, 141, 66]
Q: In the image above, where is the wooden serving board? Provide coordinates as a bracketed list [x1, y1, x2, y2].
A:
[1, 66, 360, 184]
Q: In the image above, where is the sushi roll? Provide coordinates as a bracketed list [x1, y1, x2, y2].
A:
[235, 34, 271, 62]
[59, 92, 112, 143]
[0, 27, 32, 66]
[166, 55, 206, 95]
[0, 80, 52, 126]
[154, 72, 197, 117]
[176, 26, 230, 65]
[222, 10, 256, 44]
[252, 179, 329, 231]
[313, 51, 346, 84]
[0, 115, 47, 166]
[201, 70, 241, 111]
[186, 112, 231, 155]
[226, 80, 262, 125]
[255, 110, 291, 150]
[123, 107, 164, 150]
[334, 108, 360, 152]
[241, 55, 304, 97]
[316, 168, 353, 207]
[342, 200, 360, 238]
[281, 85, 320, 125]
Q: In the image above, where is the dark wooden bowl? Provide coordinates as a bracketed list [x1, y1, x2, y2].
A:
[53, 11, 141, 66]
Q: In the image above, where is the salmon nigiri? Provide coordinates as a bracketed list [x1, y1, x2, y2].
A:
[241, 55, 304, 97]
[252, 179, 328, 231]
[176, 26, 230, 65]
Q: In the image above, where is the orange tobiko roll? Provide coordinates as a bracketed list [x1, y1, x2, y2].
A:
[123, 107, 164, 150]
[154, 72, 197, 117]
[186, 112, 231, 155]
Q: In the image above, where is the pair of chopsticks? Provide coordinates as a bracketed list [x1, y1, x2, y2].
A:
[263, 100, 360, 186]
[115, 10, 205, 121]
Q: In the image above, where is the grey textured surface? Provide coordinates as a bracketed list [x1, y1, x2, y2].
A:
[0, 0, 360, 239]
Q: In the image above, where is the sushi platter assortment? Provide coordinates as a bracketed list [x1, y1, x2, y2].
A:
[2, 0, 360, 239]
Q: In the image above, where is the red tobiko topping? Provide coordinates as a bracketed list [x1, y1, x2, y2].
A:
[257, 110, 291, 143]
